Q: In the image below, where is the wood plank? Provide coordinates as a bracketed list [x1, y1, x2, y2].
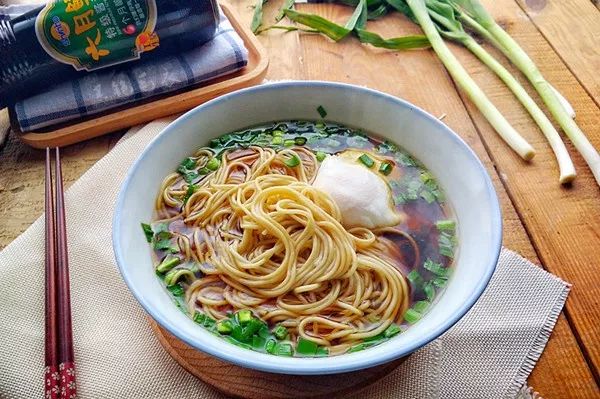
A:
[231, 2, 599, 396]
[516, 0, 600, 106]
[448, 0, 600, 380]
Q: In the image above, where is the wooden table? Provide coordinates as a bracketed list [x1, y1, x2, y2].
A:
[1, 0, 599, 397]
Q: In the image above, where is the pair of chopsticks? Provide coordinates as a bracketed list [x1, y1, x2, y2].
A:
[45, 148, 77, 399]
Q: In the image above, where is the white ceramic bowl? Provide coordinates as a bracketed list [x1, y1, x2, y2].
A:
[113, 81, 501, 375]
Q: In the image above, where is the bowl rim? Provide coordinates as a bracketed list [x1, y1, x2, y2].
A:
[112, 80, 502, 374]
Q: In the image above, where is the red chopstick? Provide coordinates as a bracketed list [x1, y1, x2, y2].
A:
[45, 147, 77, 399]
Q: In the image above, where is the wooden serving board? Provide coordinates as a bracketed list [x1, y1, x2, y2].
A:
[150, 320, 406, 399]
[13, 2, 268, 149]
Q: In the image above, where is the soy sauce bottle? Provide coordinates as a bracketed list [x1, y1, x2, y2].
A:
[0, 0, 219, 107]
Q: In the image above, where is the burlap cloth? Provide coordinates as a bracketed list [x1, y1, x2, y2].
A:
[0, 119, 570, 399]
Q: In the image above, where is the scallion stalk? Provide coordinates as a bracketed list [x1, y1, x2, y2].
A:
[406, 0, 535, 161]
[426, 5, 575, 183]
[454, 0, 600, 185]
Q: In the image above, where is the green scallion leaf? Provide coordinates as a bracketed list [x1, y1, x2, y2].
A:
[276, 0, 295, 21]
[356, 29, 430, 49]
[284, 139, 295, 147]
[283, 9, 351, 41]
[251, 0, 267, 33]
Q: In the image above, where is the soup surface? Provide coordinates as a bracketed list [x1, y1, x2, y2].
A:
[142, 120, 456, 357]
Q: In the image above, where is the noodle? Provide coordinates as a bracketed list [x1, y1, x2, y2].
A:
[156, 146, 411, 352]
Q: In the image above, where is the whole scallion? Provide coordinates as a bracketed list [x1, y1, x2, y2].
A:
[451, 0, 600, 186]
[406, 0, 535, 161]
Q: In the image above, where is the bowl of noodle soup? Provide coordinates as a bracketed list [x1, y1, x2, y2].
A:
[113, 81, 501, 374]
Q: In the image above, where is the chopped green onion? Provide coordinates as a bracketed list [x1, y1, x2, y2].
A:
[236, 309, 253, 325]
[217, 319, 234, 334]
[265, 338, 277, 354]
[164, 268, 194, 286]
[225, 336, 252, 350]
[272, 130, 284, 136]
[407, 269, 424, 288]
[316, 151, 327, 162]
[209, 139, 221, 149]
[315, 122, 325, 129]
[284, 154, 301, 167]
[439, 231, 456, 258]
[436, 219, 456, 232]
[273, 324, 288, 340]
[141, 223, 153, 243]
[198, 167, 211, 175]
[271, 136, 284, 145]
[178, 157, 196, 172]
[295, 137, 307, 145]
[423, 281, 435, 302]
[315, 346, 329, 357]
[182, 171, 198, 184]
[296, 337, 319, 355]
[167, 284, 184, 297]
[156, 255, 180, 274]
[420, 189, 436, 203]
[193, 312, 205, 325]
[403, 308, 422, 324]
[358, 153, 375, 168]
[275, 343, 294, 356]
[432, 276, 448, 288]
[348, 343, 371, 353]
[379, 162, 394, 176]
[182, 184, 197, 205]
[203, 317, 216, 328]
[317, 105, 327, 118]
[257, 325, 270, 339]
[412, 300, 430, 313]
[383, 324, 402, 338]
[283, 139, 295, 147]
[252, 335, 267, 349]
[424, 258, 449, 277]
[206, 158, 220, 171]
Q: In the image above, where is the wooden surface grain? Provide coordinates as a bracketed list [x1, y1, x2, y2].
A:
[0, 0, 599, 397]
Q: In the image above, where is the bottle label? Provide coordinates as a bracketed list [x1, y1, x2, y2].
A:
[35, 0, 158, 72]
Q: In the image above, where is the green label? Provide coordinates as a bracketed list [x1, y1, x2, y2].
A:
[35, 0, 158, 71]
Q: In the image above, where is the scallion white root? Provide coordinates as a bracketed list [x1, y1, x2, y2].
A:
[459, 37, 576, 183]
